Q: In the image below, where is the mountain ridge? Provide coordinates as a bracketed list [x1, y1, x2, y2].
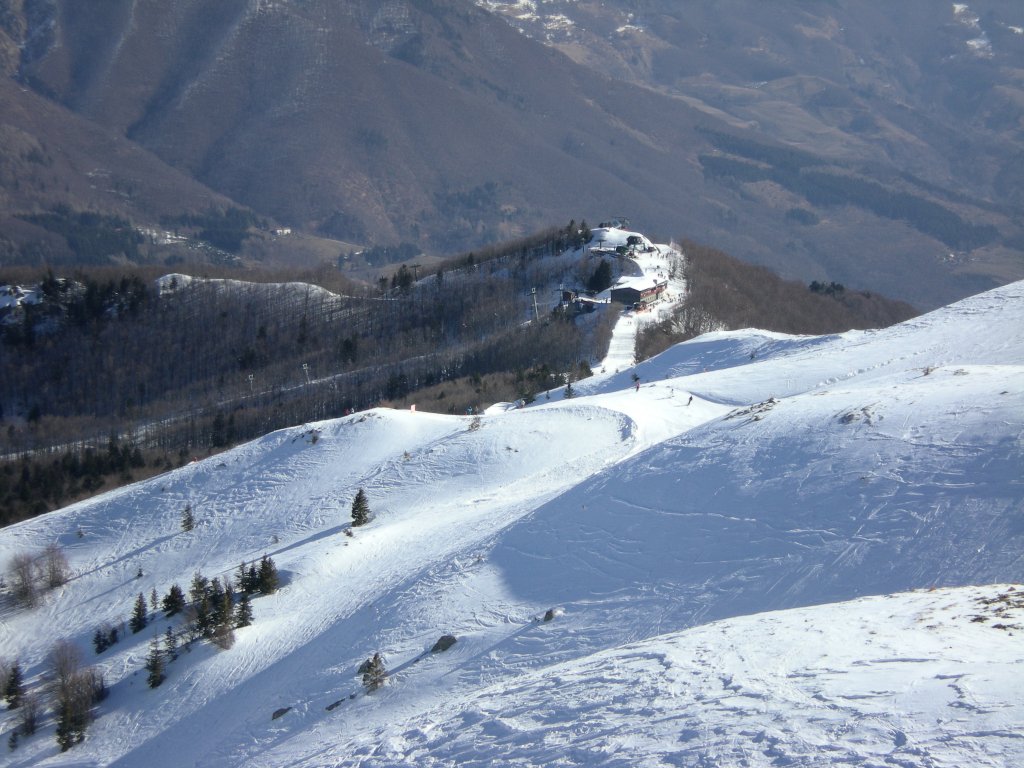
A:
[0, 277, 1021, 765]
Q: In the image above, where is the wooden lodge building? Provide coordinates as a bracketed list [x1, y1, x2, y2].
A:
[609, 276, 668, 308]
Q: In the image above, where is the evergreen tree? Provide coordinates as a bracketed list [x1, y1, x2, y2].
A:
[257, 555, 279, 595]
[92, 669, 107, 703]
[577, 219, 592, 246]
[53, 669, 98, 751]
[362, 652, 387, 692]
[92, 627, 108, 655]
[246, 564, 259, 594]
[351, 488, 370, 527]
[150, 588, 159, 612]
[181, 503, 195, 532]
[195, 593, 213, 638]
[129, 592, 148, 634]
[235, 593, 253, 628]
[162, 584, 186, 616]
[209, 577, 225, 617]
[164, 626, 178, 662]
[211, 579, 233, 628]
[189, 572, 209, 605]
[586, 259, 613, 293]
[55, 701, 76, 752]
[4, 661, 24, 708]
[145, 637, 165, 688]
[235, 562, 250, 594]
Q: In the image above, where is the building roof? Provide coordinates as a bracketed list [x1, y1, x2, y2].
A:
[611, 276, 666, 294]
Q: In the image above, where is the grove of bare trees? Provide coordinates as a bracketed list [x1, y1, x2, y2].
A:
[0, 222, 611, 525]
[636, 239, 918, 362]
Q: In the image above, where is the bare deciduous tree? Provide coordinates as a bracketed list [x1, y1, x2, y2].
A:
[51, 640, 104, 752]
[7, 552, 38, 608]
[50, 639, 83, 701]
[43, 543, 70, 589]
[18, 691, 41, 736]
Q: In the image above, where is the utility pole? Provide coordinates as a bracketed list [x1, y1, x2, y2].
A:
[302, 363, 311, 385]
[531, 287, 539, 321]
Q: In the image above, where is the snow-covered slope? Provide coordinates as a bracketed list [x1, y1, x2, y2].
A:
[1, 281, 1022, 766]
[342, 585, 1024, 767]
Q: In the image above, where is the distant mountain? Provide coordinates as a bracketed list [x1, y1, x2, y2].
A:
[1, 0, 1022, 306]
[479, 0, 1024, 305]
[0, 73, 239, 265]
[10, 0, 719, 252]
[0, 279, 1021, 765]
[482, 0, 1024, 199]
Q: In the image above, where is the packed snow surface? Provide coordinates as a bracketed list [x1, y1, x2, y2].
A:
[594, 231, 685, 374]
[1, 280, 1022, 766]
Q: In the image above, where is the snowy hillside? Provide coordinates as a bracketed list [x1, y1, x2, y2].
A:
[1, 280, 1022, 766]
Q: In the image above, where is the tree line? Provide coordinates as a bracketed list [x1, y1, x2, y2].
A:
[17, 206, 143, 265]
[635, 239, 918, 361]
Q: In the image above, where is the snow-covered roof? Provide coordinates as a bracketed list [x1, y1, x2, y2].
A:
[590, 226, 655, 250]
[611, 275, 666, 293]
[0, 284, 41, 309]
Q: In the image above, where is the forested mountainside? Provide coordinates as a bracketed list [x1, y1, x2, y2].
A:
[636, 239, 918, 361]
[0, 224, 607, 524]
[0, 225, 917, 526]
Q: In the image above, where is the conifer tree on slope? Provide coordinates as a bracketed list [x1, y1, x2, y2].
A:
[195, 592, 213, 639]
[145, 636, 165, 688]
[4, 661, 24, 708]
[162, 584, 186, 616]
[181, 503, 195, 532]
[129, 593, 148, 634]
[235, 593, 254, 628]
[362, 652, 387, 692]
[164, 626, 178, 662]
[236, 562, 251, 594]
[209, 577, 226, 622]
[189, 572, 210, 605]
[92, 627, 109, 655]
[257, 555, 279, 595]
[351, 488, 370, 527]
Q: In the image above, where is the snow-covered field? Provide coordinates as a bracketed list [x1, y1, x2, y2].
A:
[1, 279, 1022, 766]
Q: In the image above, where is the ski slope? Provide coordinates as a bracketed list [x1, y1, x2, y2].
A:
[1, 280, 1022, 766]
[592, 228, 687, 375]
